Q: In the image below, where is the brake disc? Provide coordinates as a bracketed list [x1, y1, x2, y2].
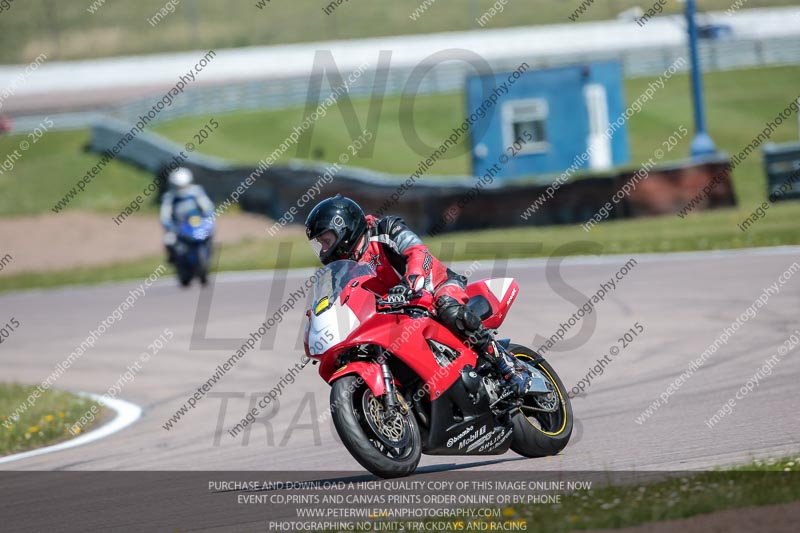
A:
[362, 390, 411, 448]
[530, 379, 559, 413]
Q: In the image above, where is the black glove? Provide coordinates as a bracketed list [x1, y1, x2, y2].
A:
[384, 283, 413, 305]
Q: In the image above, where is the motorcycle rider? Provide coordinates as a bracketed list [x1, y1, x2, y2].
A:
[305, 194, 532, 395]
[160, 167, 215, 264]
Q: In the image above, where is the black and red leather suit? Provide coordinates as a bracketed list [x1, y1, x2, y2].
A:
[357, 215, 490, 350]
[304, 194, 530, 394]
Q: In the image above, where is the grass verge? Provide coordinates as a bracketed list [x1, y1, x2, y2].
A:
[2, 200, 799, 294]
[0, 383, 106, 457]
[319, 457, 800, 532]
[500, 458, 800, 532]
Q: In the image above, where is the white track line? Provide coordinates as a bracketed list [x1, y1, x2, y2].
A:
[0, 394, 141, 466]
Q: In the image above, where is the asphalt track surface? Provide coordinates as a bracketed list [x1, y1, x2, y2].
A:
[2, 246, 799, 473]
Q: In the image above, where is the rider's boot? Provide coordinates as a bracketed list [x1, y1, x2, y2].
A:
[489, 341, 531, 396]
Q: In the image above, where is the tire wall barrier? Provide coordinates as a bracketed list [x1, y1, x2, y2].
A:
[88, 120, 735, 234]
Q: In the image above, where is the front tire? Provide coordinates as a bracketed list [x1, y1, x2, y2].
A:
[507, 344, 573, 458]
[330, 376, 421, 478]
[176, 261, 192, 287]
[197, 242, 211, 286]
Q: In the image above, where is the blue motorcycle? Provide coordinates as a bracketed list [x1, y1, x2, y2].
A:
[173, 211, 215, 287]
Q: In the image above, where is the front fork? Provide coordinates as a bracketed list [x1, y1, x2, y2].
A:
[377, 348, 408, 419]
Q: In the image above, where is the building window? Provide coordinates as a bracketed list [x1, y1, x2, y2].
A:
[502, 99, 549, 155]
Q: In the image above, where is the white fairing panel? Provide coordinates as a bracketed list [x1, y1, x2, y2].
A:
[484, 278, 514, 301]
[308, 303, 360, 356]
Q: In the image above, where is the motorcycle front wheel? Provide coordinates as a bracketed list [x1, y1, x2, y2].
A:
[175, 259, 192, 287]
[507, 344, 573, 458]
[197, 241, 211, 286]
[330, 375, 421, 478]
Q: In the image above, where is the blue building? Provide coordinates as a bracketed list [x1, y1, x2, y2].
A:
[466, 61, 630, 180]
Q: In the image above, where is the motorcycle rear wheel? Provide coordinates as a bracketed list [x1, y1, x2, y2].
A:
[330, 375, 421, 478]
[507, 344, 573, 458]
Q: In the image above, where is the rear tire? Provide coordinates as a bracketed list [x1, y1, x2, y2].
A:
[507, 344, 573, 458]
[330, 376, 421, 478]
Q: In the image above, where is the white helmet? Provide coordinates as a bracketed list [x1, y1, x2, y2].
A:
[168, 167, 193, 188]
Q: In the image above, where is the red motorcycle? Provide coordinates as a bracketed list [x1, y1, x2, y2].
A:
[304, 260, 573, 478]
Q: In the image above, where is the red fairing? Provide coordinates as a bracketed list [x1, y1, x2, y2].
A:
[327, 361, 386, 397]
[310, 270, 479, 401]
[465, 278, 520, 329]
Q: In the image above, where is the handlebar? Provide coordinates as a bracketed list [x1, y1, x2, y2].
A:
[376, 291, 434, 313]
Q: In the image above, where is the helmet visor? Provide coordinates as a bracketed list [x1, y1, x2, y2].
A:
[309, 230, 339, 263]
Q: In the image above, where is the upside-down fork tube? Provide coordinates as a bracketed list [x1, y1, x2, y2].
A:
[379, 350, 400, 414]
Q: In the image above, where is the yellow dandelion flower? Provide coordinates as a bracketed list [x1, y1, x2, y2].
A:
[502, 508, 515, 517]
[72, 426, 82, 435]
[58, 412, 65, 418]
[45, 415, 54, 422]
[27, 426, 39, 433]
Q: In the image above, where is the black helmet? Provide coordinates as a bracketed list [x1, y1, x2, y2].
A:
[305, 195, 368, 264]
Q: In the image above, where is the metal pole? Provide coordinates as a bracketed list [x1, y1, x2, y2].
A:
[686, 0, 717, 157]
